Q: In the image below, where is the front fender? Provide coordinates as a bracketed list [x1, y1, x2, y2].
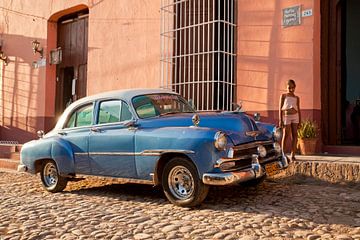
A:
[20, 137, 75, 176]
[135, 127, 228, 179]
[255, 121, 276, 138]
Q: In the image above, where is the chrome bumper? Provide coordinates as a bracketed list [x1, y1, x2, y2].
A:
[17, 164, 28, 172]
[202, 154, 289, 186]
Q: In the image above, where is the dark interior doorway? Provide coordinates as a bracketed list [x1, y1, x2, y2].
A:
[341, 0, 360, 145]
[55, 67, 74, 114]
[55, 9, 89, 117]
[321, 0, 360, 146]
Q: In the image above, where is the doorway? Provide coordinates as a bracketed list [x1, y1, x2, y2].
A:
[321, 0, 360, 146]
[341, 0, 360, 145]
[55, 9, 89, 116]
[55, 67, 74, 114]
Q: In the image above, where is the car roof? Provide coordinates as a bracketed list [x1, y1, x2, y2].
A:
[53, 88, 178, 131]
[74, 88, 177, 105]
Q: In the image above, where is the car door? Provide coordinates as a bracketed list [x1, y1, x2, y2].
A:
[88, 99, 136, 177]
[59, 103, 94, 174]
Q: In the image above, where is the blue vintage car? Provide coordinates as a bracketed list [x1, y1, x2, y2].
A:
[18, 89, 288, 207]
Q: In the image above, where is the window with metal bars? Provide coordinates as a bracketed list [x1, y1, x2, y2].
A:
[160, 0, 236, 111]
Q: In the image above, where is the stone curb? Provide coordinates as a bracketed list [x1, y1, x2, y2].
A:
[281, 160, 360, 183]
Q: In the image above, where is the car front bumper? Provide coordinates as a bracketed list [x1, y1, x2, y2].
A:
[202, 154, 289, 186]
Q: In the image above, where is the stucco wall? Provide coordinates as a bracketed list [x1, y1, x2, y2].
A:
[87, 1, 161, 94]
[236, 0, 321, 123]
[0, 0, 161, 142]
[0, 0, 323, 143]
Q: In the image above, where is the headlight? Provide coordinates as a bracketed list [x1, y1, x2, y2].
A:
[227, 147, 234, 158]
[257, 145, 267, 157]
[273, 142, 281, 153]
[214, 131, 227, 151]
[273, 127, 282, 141]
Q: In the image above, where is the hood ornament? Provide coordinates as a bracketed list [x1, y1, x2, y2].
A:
[192, 114, 200, 127]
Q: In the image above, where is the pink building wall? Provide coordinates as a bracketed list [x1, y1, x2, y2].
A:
[0, 0, 321, 144]
[0, 0, 161, 142]
[236, 0, 321, 126]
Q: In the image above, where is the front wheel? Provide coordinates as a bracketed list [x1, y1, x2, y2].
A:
[40, 160, 68, 192]
[162, 157, 209, 207]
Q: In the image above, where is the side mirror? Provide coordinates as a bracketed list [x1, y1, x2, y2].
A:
[232, 102, 242, 112]
[37, 130, 44, 139]
[254, 113, 261, 121]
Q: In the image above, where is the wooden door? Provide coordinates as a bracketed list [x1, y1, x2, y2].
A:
[321, 0, 343, 145]
[56, 11, 88, 115]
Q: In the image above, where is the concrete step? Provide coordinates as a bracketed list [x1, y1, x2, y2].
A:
[0, 145, 16, 152]
[0, 158, 19, 171]
[0, 144, 22, 152]
[0, 152, 20, 160]
[0, 144, 22, 161]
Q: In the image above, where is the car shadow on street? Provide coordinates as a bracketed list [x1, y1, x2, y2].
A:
[64, 174, 360, 227]
[66, 181, 167, 203]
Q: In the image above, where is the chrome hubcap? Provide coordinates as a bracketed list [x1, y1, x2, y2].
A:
[168, 166, 194, 200]
[43, 162, 58, 187]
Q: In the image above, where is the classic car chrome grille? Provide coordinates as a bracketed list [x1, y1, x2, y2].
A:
[233, 159, 253, 170]
[232, 141, 276, 159]
[219, 141, 279, 172]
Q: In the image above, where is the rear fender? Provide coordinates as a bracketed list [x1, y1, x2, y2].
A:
[50, 139, 75, 176]
[21, 138, 75, 176]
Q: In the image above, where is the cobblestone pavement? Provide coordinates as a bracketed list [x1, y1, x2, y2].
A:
[1, 170, 360, 240]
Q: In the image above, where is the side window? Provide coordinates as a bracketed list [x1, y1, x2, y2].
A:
[120, 103, 132, 122]
[65, 104, 93, 128]
[98, 100, 133, 124]
[98, 100, 121, 124]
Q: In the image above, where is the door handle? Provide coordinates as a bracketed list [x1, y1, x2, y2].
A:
[90, 127, 101, 133]
[58, 131, 67, 136]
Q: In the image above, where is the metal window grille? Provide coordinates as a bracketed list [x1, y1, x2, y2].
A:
[160, 0, 236, 111]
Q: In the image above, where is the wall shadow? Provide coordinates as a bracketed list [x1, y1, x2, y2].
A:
[0, 33, 45, 142]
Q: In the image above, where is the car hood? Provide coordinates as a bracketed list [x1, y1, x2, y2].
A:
[139, 112, 273, 145]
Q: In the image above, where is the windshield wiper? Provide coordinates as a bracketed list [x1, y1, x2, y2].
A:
[159, 111, 180, 116]
[159, 111, 195, 117]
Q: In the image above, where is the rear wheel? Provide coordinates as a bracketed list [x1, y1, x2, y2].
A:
[162, 157, 209, 207]
[40, 160, 68, 192]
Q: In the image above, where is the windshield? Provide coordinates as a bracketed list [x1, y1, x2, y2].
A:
[132, 94, 195, 119]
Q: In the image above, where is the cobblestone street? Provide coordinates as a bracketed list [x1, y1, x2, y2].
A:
[1, 170, 360, 240]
